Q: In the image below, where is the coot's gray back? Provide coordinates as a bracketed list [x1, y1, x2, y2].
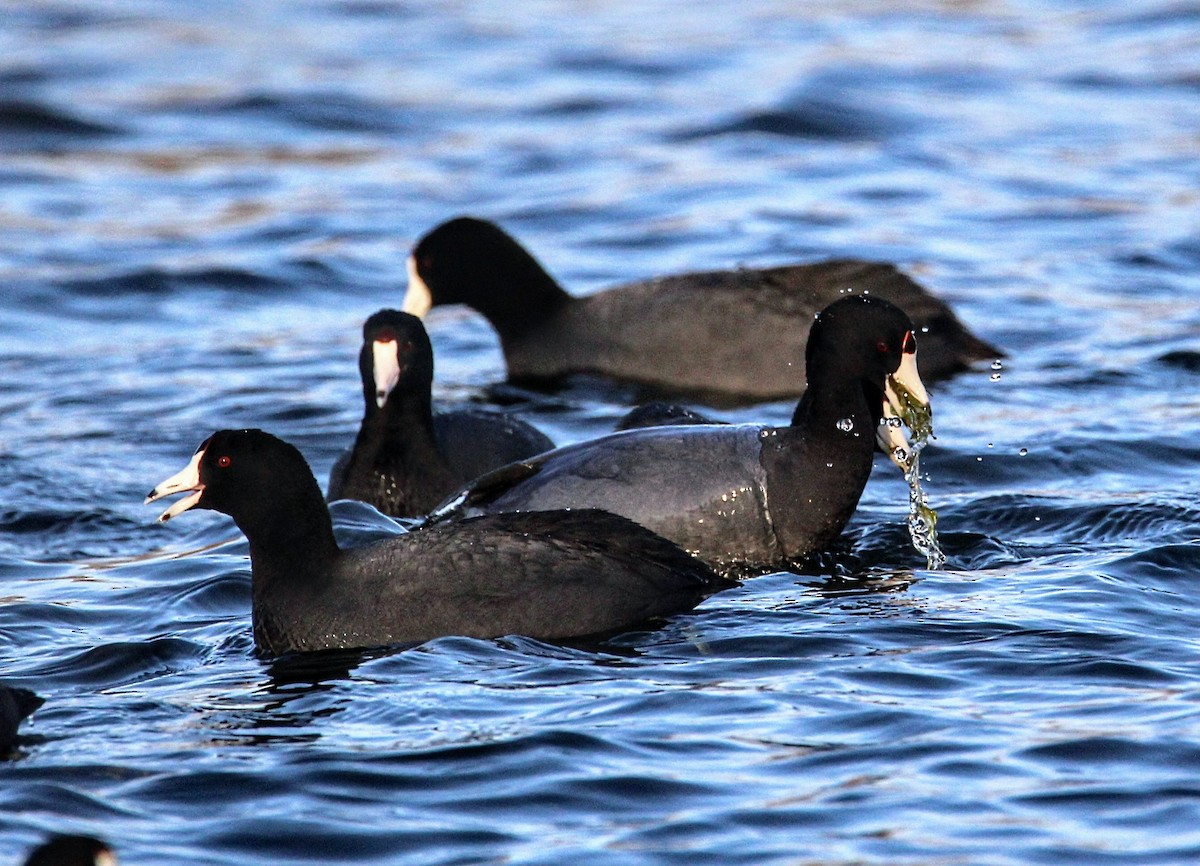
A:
[464, 425, 782, 568]
[432, 409, 553, 482]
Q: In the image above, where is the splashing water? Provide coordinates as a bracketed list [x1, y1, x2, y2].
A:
[905, 450, 945, 570]
[887, 379, 946, 570]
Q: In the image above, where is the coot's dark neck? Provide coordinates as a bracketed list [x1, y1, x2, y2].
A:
[790, 373, 884, 436]
[763, 374, 883, 558]
[476, 254, 573, 341]
[344, 390, 458, 514]
[361, 390, 447, 468]
[235, 480, 341, 590]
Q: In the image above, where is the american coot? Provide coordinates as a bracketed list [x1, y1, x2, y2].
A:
[0, 684, 42, 752]
[327, 309, 553, 517]
[404, 216, 998, 402]
[22, 836, 116, 866]
[147, 429, 732, 654]
[430, 295, 930, 575]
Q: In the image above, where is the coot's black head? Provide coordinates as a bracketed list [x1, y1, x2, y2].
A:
[402, 216, 566, 329]
[806, 294, 931, 469]
[358, 309, 434, 412]
[22, 835, 115, 866]
[146, 429, 319, 530]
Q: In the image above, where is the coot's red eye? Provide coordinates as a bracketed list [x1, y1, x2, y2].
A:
[876, 340, 890, 354]
[217, 455, 231, 468]
[902, 331, 916, 354]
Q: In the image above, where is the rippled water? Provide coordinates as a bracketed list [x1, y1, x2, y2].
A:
[2, 1, 1200, 863]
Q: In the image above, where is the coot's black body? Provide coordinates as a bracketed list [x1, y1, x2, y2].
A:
[22, 835, 115, 866]
[0, 684, 42, 752]
[327, 309, 552, 517]
[404, 216, 998, 402]
[149, 429, 731, 654]
[431, 295, 931, 575]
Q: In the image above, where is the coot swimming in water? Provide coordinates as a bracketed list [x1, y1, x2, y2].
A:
[327, 309, 553, 517]
[430, 295, 931, 575]
[404, 216, 997, 402]
[149, 429, 733, 654]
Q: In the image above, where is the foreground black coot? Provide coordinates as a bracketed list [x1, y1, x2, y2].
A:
[327, 309, 553, 517]
[22, 835, 115, 866]
[148, 430, 731, 654]
[404, 216, 998, 401]
[430, 295, 931, 575]
[0, 684, 42, 752]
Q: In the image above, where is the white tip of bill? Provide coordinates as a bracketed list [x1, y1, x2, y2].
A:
[372, 339, 402, 408]
[145, 447, 206, 522]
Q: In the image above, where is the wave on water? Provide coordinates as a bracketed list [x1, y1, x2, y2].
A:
[0, 99, 122, 143]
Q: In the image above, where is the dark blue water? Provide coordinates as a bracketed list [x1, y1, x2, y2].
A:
[3, 1, 1200, 863]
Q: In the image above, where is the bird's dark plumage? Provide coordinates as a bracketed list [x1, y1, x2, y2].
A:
[149, 429, 731, 654]
[0, 684, 42, 752]
[431, 295, 932, 575]
[22, 835, 114, 866]
[404, 216, 999, 402]
[327, 309, 553, 517]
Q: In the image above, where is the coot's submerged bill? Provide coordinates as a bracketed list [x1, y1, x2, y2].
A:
[404, 216, 998, 401]
[148, 429, 732, 654]
[431, 295, 931, 575]
[327, 309, 553, 517]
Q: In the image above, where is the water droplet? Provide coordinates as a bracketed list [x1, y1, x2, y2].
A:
[991, 360, 1003, 370]
[990, 372, 1002, 381]
[887, 417, 903, 429]
[920, 326, 930, 334]
[893, 446, 909, 464]
[1019, 448, 1028, 456]
[836, 417, 854, 432]
[826, 462, 834, 469]
[976, 456, 983, 462]
[987, 442, 994, 448]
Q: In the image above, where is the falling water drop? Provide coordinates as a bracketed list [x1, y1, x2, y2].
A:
[836, 417, 854, 432]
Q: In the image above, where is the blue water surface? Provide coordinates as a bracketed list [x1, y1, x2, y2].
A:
[2, 1, 1200, 863]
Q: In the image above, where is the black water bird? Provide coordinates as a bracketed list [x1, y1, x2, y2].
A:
[429, 295, 931, 575]
[148, 429, 732, 654]
[0, 684, 42, 752]
[327, 309, 553, 517]
[22, 835, 115, 866]
[404, 216, 998, 401]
